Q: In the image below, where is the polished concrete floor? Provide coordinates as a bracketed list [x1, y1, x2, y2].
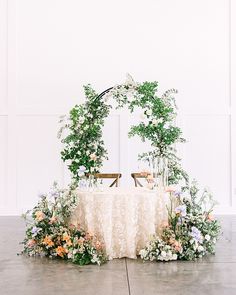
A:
[0, 215, 235, 295]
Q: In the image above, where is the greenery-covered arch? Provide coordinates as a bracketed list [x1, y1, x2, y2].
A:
[58, 75, 188, 184]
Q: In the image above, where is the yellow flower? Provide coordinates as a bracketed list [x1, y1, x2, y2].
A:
[35, 211, 45, 222]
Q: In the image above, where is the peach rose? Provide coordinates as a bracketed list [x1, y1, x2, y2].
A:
[207, 214, 214, 221]
[35, 211, 45, 222]
[27, 239, 36, 248]
[90, 153, 97, 161]
[165, 186, 175, 193]
[173, 241, 182, 252]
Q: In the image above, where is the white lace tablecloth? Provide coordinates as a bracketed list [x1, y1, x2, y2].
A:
[71, 187, 168, 259]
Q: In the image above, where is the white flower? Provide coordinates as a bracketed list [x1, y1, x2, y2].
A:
[125, 73, 136, 86]
[146, 109, 152, 116]
[205, 234, 210, 241]
[152, 119, 158, 126]
[79, 117, 84, 124]
[139, 249, 147, 258]
[67, 253, 73, 259]
[198, 245, 204, 252]
[126, 92, 135, 102]
[161, 251, 167, 258]
[172, 254, 178, 260]
[157, 118, 163, 124]
[140, 113, 146, 120]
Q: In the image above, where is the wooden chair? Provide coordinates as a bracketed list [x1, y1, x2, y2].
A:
[94, 173, 122, 187]
[131, 173, 148, 187]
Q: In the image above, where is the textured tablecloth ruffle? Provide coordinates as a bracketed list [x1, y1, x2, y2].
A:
[71, 187, 168, 259]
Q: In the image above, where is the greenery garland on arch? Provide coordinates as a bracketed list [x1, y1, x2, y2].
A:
[58, 75, 188, 185]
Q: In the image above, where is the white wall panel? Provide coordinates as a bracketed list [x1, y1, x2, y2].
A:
[17, 116, 64, 212]
[231, 0, 236, 209]
[102, 114, 120, 172]
[0, 0, 7, 113]
[182, 115, 231, 208]
[0, 0, 235, 214]
[0, 117, 7, 209]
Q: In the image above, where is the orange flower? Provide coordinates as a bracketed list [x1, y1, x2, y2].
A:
[66, 240, 72, 247]
[43, 236, 54, 247]
[62, 233, 71, 242]
[56, 246, 66, 257]
[35, 211, 45, 221]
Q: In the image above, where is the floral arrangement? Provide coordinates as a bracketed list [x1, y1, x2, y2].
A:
[25, 75, 220, 266]
[139, 181, 221, 262]
[58, 75, 188, 185]
[58, 86, 111, 181]
[21, 182, 106, 265]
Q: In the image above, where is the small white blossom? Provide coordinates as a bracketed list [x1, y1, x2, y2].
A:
[152, 119, 158, 126]
[172, 254, 178, 260]
[198, 245, 204, 252]
[205, 234, 210, 241]
[79, 117, 84, 124]
[161, 251, 167, 258]
[146, 109, 152, 116]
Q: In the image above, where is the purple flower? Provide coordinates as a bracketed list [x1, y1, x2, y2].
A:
[31, 226, 42, 237]
[174, 191, 182, 197]
[50, 190, 59, 198]
[177, 217, 183, 225]
[38, 193, 46, 199]
[175, 205, 187, 217]
[78, 165, 87, 177]
[190, 226, 203, 243]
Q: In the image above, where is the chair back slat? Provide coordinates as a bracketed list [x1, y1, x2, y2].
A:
[95, 173, 122, 187]
[131, 173, 148, 187]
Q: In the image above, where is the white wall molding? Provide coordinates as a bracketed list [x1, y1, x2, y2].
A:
[230, 0, 236, 208]
[0, 0, 235, 215]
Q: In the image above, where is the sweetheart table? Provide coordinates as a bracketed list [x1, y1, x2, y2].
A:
[70, 187, 168, 260]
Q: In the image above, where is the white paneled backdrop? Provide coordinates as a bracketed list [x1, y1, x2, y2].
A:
[0, 0, 236, 215]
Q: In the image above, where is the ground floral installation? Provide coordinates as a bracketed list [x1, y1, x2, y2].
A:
[21, 182, 106, 265]
[140, 181, 221, 261]
[22, 75, 221, 265]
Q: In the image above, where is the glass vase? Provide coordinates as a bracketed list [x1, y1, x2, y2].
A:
[148, 156, 168, 189]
